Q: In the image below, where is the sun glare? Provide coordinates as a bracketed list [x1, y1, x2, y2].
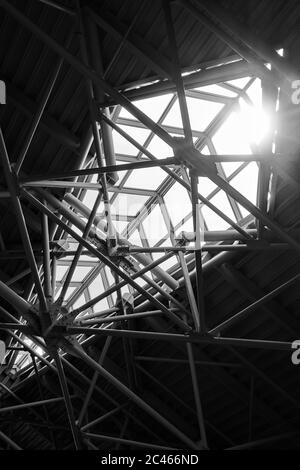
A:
[239, 100, 271, 145]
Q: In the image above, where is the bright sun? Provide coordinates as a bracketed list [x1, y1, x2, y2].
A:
[239, 100, 271, 145]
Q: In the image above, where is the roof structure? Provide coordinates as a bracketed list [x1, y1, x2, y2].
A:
[0, 0, 300, 451]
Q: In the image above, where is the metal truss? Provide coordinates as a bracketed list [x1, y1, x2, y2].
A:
[0, 0, 299, 451]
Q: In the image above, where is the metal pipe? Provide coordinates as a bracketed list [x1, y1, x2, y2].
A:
[71, 343, 200, 449]
[135, 356, 241, 368]
[21, 157, 177, 182]
[103, 60, 253, 104]
[123, 243, 291, 253]
[37, 0, 75, 16]
[80, 404, 126, 432]
[179, 0, 284, 91]
[194, 0, 298, 82]
[0, 128, 47, 311]
[83, 432, 177, 450]
[0, 0, 173, 148]
[0, 280, 36, 325]
[64, 192, 179, 290]
[77, 310, 165, 326]
[77, 335, 113, 427]
[226, 431, 300, 450]
[23, 189, 191, 332]
[58, 192, 103, 305]
[100, 112, 252, 240]
[0, 396, 68, 413]
[65, 326, 293, 351]
[41, 205, 52, 301]
[52, 350, 82, 449]
[186, 342, 208, 448]
[14, 29, 74, 174]
[209, 271, 300, 335]
[84, 8, 118, 185]
[0, 430, 22, 450]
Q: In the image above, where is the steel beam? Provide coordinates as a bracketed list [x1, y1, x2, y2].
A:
[71, 343, 200, 449]
[0, 128, 47, 311]
[83, 431, 176, 450]
[0, 430, 22, 450]
[85, 5, 173, 79]
[209, 268, 300, 335]
[0, 396, 68, 413]
[64, 326, 293, 351]
[14, 29, 74, 174]
[23, 189, 191, 332]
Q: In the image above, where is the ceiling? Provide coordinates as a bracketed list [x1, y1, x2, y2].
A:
[0, 0, 300, 450]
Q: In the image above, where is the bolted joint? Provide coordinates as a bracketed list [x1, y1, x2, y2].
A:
[173, 136, 218, 177]
[9, 163, 21, 196]
[115, 292, 134, 314]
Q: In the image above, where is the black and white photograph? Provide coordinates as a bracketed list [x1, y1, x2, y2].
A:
[0, 0, 299, 456]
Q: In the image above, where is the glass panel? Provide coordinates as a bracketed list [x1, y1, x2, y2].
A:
[202, 190, 236, 230]
[113, 125, 150, 155]
[128, 229, 142, 246]
[72, 294, 86, 309]
[120, 94, 174, 121]
[198, 177, 218, 197]
[164, 183, 191, 226]
[186, 97, 223, 131]
[230, 162, 258, 217]
[112, 193, 150, 217]
[56, 265, 68, 282]
[212, 110, 252, 154]
[142, 205, 167, 245]
[147, 135, 174, 159]
[88, 275, 104, 300]
[195, 84, 237, 97]
[125, 166, 166, 190]
[226, 78, 251, 89]
[70, 266, 92, 282]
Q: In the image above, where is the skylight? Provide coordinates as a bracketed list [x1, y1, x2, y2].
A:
[13, 73, 272, 371]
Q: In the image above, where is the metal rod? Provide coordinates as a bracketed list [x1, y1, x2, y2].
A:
[209, 173, 300, 255]
[122, 243, 291, 253]
[77, 310, 165, 326]
[21, 157, 177, 183]
[0, 430, 22, 450]
[77, 335, 113, 428]
[37, 0, 75, 16]
[0, 128, 47, 311]
[58, 192, 103, 305]
[80, 404, 126, 432]
[0, 0, 173, 147]
[83, 431, 177, 450]
[64, 192, 178, 290]
[71, 343, 200, 449]
[14, 29, 74, 174]
[0, 381, 52, 427]
[84, 7, 118, 184]
[65, 326, 293, 351]
[135, 355, 241, 368]
[41, 203, 52, 301]
[23, 189, 191, 332]
[0, 396, 68, 413]
[31, 354, 56, 448]
[226, 431, 300, 450]
[0, 280, 37, 325]
[100, 112, 252, 240]
[186, 342, 208, 448]
[52, 349, 82, 450]
[209, 271, 300, 335]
